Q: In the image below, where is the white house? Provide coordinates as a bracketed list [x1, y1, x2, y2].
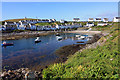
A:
[48, 19, 53, 23]
[51, 19, 56, 22]
[60, 19, 65, 23]
[113, 17, 120, 22]
[4, 22, 18, 30]
[18, 22, 29, 30]
[71, 23, 82, 28]
[73, 18, 80, 22]
[51, 27, 56, 30]
[86, 22, 94, 27]
[29, 23, 37, 30]
[56, 24, 61, 29]
[97, 23, 108, 26]
[103, 18, 108, 22]
[95, 18, 102, 22]
[36, 26, 44, 31]
[88, 18, 94, 22]
[0, 25, 5, 31]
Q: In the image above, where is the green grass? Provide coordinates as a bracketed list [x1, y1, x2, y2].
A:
[3, 18, 38, 22]
[0, 21, 2, 25]
[35, 22, 55, 26]
[42, 23, 120, 79]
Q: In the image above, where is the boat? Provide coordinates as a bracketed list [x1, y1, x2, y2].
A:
[35, 37, 41, 43]
[56, 33, 60, 36]
[87, 28, 92, 31]
[76, 41, 85, 43]
[56, 36, 62, 40]
[75, 35, 81, 38]
[87, 35, 93, 40]
[76, 41, 86, 44]
[1, 41, 14, 46]
[78, 36, 86, 40]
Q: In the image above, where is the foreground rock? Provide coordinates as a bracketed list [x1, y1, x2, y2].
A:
[0, 68, 42, 80]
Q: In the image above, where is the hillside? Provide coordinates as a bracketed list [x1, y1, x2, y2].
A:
[3, 18, 38, 22]
[42, 23, 120, 79]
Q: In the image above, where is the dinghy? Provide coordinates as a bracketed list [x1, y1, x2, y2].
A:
[1, 41, 14, 46]
[35, 37, 41, 43]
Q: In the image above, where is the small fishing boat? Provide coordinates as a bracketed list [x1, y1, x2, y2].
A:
[56, 36, 62, 40]
[1, 41, 14, 46]
[76, 35, 81, 38]
[35, 37, 41, 43]
[56, 33, 60, 36]
[76, 41, 86, 44]
[87, 35, 93, 40]
[76, 41, 85, 43]
[78, 36, 86, 40]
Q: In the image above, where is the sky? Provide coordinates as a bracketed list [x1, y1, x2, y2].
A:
[1, 2, 118, 21]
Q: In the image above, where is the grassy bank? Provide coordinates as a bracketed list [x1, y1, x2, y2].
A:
[42, 23, 119, 78]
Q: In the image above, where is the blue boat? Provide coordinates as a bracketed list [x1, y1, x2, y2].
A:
[1, 41, 14, 46]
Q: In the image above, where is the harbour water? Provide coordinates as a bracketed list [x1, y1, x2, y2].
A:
[2, 33, 90, 70]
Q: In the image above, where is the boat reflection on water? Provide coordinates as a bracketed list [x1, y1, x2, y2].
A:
[55, 34, 93, 45]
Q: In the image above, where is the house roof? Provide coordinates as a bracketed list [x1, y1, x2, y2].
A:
[5, 21, 14, 24]
[89, 18, 94, 20]
[103, 18, 108, 21]
[115, 17, 120, 19]
[73, 18, 80, 20]
[21, 22, 28, 24]
[95, 18, 101, 20]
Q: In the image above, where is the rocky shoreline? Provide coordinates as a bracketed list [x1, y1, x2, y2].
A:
[1, 31, 61, 40]
[0, 68, 43, 80]
[1, 30, 102, 41]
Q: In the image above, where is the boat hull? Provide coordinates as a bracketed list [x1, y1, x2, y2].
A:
[2, 43, 14, 46]
[35, 40, 41, 43]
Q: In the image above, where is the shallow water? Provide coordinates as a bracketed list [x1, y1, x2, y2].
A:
[2, 33, 89, 70]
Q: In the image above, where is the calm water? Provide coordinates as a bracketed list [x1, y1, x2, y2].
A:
[2, 33, 86, 70]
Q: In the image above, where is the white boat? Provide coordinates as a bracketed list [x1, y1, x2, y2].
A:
[86, 35, 93, 40]
[35, 37, 41, 43]
[56, 36, 62, 40]
[78, 36, 85, 40]
[76, 35, 81, 38]
[56, 33, 60, 36]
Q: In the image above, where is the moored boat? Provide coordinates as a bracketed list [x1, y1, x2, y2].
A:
[78, 35, 86, 40]
[56, 33, 60, 36]
[35, 37, 41, 43]
[1, 41, 14, 46]
[56, 36, 62, 40]
[75, 35, 81, 38]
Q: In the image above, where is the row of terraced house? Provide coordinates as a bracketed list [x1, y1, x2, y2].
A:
[0, 17, 120, 31]
[0, 19, 82, 31]
[73, 17, 120, 22]
[73, 17, 120, 27]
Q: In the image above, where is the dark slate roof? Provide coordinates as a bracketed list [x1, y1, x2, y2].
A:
[116, 17, 120, 19]
[104, 18, 108, 20]
[73, 18, 80, 20]
[96, 18, 101, 20]
[89, 18, 94, 20]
